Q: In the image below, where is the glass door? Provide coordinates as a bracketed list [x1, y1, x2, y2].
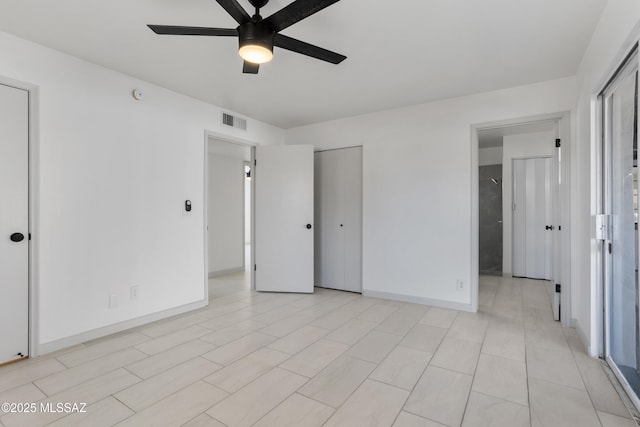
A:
[602, 46, 640, 408]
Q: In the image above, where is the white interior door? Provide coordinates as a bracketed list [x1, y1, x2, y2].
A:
[341, 146, 362, 293]
[0, 83, 29, 363]
[513, 157, 552, 279]
[314, 147, 363, 293]
[513, 160, 527, 277]
[255, 145, 314, 293]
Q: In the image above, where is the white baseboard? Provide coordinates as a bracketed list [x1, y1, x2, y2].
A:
[362, 290, 473, 312]
[572, 318, 594, 357]
[36, 299, 208, 356]
[208, 266, 244, 278]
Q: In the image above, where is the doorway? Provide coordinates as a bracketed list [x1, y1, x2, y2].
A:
[479, 164, 503, 276]
[204, 139, 317, 295]
[0, 82, 30, 364]
[473, 115, 570, 324]
[206, 137, 254, 295]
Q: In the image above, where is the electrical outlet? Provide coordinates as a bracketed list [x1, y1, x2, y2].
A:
[130, 285, 139, 301]
[456, 280, 465, 291]
[109, 294, 119, 309]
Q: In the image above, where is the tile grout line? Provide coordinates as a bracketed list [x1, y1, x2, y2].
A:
[459, 296, 492, 427]
[519, 276, 534, 427]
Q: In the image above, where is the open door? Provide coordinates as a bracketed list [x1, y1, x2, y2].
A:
[551, 126, 562, 321]
[0, 83, 29, 364]
[255, 145, 314, 293]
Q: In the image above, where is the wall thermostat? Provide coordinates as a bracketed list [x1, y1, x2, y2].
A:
[132, 89, 144, 100]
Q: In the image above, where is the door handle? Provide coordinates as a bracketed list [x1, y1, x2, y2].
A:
[10, 232, 25, 242]
[306, 224, 312, 229]
[545, 225, 555, 230]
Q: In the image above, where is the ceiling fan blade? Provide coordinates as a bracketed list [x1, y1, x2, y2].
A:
[216, 0, 251, 25]
[148, 25, 237, 36]
[243, 61, 260, 74]
[264, 0, 341, 32]
[274, 34, 346, 64]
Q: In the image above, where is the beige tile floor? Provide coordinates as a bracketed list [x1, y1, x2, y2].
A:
[0, 273, 637, 426]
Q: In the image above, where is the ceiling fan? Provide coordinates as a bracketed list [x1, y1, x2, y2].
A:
[148, 0, 347, 74]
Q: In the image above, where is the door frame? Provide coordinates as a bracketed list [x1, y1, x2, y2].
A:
[471, 111, 572, 326]
[203, 130, 257, 296]
[0, 75, 39, 357]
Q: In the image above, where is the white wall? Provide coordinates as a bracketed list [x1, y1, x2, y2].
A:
[501, 131, 555, 274]
[573, 0, 640, 355]
[0, 31, 284, 352]
[479, 147, 503, 166]
[208, 154, 245, 275]
[286, 77, 576, 309]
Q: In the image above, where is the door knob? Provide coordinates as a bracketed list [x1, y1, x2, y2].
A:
[306, 224, 312, 229]
[10, 232, 24, 242]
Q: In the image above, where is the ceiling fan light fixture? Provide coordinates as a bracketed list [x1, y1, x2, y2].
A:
[239, 43, 273, 64]
[148, 0, 347, 74]
[238, 21, 274, 64]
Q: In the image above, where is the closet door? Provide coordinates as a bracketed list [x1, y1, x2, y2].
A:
[512, 157, 551, 279]
[314, 146, 362, 292]
[342, 146, 362, 292]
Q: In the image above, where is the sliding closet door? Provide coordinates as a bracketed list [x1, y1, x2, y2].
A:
[341, 147, 362, 292]
[314, 146, 362, 292]
[512, 157, 552, 279]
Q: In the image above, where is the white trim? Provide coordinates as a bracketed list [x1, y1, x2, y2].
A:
[595, 93, 606, 359]
[471, 111, 572, 324]
[572, 318, 592, 356]
[38, 300, 207, 355]
[558, 114, 573, 328]
[470, 130, 479, 312]
[203, 134, 209, 304]
[363, 290, 473, 312]
[28, 83, 40, 357]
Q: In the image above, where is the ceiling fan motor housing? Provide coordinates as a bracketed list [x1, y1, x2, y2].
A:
[248, 0, 269, 9]
[238, 21, 274, 52]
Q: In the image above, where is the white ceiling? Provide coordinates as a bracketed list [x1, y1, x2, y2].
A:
[0, 0, 606, 129]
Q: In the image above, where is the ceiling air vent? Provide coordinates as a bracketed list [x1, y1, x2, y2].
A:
[222, 112, 247, 131]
